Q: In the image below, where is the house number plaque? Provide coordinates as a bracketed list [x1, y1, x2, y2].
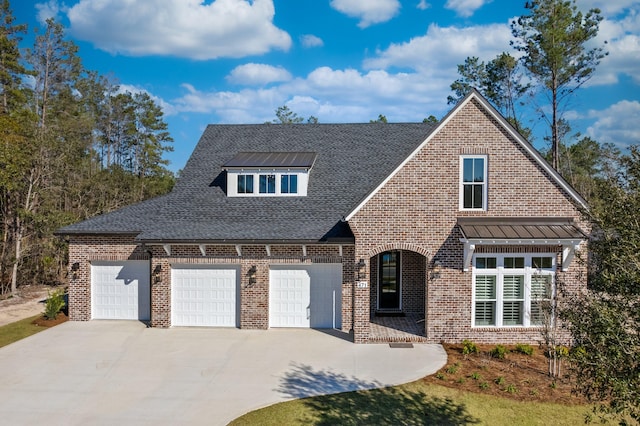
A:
[357, 281, 368, 288]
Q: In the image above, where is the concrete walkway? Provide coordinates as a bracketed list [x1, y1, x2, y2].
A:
[0, 321, 446, 425]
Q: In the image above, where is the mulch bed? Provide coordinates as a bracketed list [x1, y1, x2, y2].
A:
[424, 343, 587, 405]
[32, 312, 69, 327]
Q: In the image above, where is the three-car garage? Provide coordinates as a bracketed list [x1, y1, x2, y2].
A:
[89, 261, 342, 329]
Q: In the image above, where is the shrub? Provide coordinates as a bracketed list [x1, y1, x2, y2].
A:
[469, 372, 481, 381]
[462, 339, 479, 355]
[505, 384, 518, 394]
[479, 381, 490, 390]
[446, 365, 459, 374]
[495, 376, 506, 386]
[436, 372, 445, 380]
[44, 288, 66, 320]
[490, 344, 508, 359]
[515, 343, 534, 356]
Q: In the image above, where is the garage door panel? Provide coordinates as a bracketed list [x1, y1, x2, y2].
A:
[171, 266, 239, 327]
[91, 261, 150, 320]
[270, 264, 342, 329]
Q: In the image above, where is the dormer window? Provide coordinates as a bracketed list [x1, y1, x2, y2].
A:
[237, 175, 254, 194]
[223, 152, 316, 197]
[281, 175, 298, 194]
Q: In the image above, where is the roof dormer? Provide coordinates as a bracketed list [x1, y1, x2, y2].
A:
[223, 152, 316, 197]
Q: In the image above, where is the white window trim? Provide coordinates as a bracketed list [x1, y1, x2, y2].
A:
[459, 155, 488, 211]
[227, 169, 309, 197]
[471, 253, 555, 328]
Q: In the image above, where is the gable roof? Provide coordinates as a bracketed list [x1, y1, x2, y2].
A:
[59, 122, 437, 243]
[344, 89, 588, 220]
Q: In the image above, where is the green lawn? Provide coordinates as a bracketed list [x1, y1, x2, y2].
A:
[0, 315, 48, 349]
[231, 380, 602, 425]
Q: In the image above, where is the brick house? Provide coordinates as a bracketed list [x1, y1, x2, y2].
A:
[58, 90, 588, 344]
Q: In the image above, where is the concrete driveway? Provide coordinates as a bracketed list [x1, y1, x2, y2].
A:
[0, 321, 446, 425]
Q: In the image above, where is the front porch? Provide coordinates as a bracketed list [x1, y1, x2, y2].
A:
[365, 248, 428, 343]
[369, 313, 428, 343]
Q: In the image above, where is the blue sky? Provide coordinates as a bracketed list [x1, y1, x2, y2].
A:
[12, 0, 640, 172]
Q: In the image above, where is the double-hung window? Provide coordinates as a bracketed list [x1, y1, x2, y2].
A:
[472, 254, 555, 327]
[460, 155, 487, 210]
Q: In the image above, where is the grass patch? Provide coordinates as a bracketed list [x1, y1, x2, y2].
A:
[231, 381, 600, 426]
[0, 315, 50, 349]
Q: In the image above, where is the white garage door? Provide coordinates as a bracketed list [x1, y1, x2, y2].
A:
[269, 264, 342, 329]
[91, 261, 150, 320]
[171, 265, 239, 327]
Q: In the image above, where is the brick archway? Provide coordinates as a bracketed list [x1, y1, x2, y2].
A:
[367, 243, 431, 259]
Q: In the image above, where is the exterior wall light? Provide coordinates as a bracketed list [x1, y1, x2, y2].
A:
[153, 264, 162, 284]
[71, 262, 80, 281]
[356, 258, 366, 280]
[247, 265, 257, 287]
[430, 259, 442, 280]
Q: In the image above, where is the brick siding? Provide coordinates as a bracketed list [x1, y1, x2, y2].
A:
[349, 98, 588, 344]
[66, 97, 588, 345]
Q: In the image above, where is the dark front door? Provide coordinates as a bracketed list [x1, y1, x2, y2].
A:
[379, 251, 400, 310]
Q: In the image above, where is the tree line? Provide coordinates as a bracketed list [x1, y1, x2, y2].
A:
[0, 2, 174, 295]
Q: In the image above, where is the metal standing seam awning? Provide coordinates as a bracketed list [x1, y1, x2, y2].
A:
[457, 217, 587, 272]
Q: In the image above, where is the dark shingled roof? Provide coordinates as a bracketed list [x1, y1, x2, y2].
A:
[59, 123, 437, 242]
[457, 217, 586, 241]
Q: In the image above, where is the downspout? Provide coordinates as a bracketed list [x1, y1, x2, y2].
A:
[146, 246, 153, 328]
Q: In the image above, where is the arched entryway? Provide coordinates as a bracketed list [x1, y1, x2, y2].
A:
[366, 245, 429, 342]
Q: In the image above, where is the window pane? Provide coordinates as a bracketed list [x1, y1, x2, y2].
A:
[475, 301, 496, 326]
[238, 175, 253, 194]
[473, 158, 484, 182]
[532, 257, 553, 269]
[259, 175, 275, 193]
[503, 275, 524, 299]
[246, 175, 253, 193]
[463, 185, 473, 208]
[473, 184, 483, 208]
[530, 301, 544, 325]
[463, 158, 474, 182]
[531, 275, 552, 299]
[280, 175, 298, 194]
[476, 257, 496, 269]
[505, 257, 525, 268]
[503, 301, 523, 325]
[475, 275, 496, 299]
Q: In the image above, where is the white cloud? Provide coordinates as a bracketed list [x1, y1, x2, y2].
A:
[444, 0, 491, 18]
[35, 0, 63, 24]
[117, 84, 178, 116]
[170, 64, 451, 124]
[577, 0, 640, 17]
[64, 0, 291, 60]
[363, 22, 514, 76]
[584, 9, 640, 86]
[226, 63, 292, 86]
[330, 0, 400, 28]
[587, 100, 640, 147]
[416, 1, 430, 11]
[300, 34, 324, 48]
